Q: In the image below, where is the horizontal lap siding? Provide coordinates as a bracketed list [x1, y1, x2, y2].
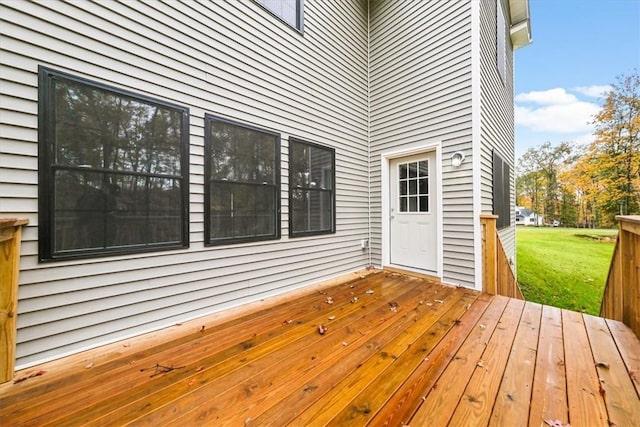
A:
[0, 0, 370, 367]
[479, 0, 516, 262]
[369, 0, 475, 287]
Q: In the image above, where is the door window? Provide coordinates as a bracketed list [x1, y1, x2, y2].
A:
[398, 160, 429, 213]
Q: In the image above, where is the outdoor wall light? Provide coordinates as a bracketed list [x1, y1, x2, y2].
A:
[450, 151, 466, 167]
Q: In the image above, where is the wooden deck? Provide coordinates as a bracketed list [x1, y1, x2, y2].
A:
[1, 271, 639, 426]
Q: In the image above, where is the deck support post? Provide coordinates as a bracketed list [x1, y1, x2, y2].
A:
[1, 218, 28, 383]
[480, 215, 499, 295]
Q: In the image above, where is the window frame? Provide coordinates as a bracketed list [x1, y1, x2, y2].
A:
[255, 0, 304, 32]
[204, 114, 281, 246]
[38, 66, 190, 262]
[496, 0, 507, 83]
[288, 138, 336, 238]
[492, 150, 512, 230]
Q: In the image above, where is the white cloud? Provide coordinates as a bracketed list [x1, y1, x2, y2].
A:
[572, 85, 612, 98]
[515, 101, 599, 133]
[515, 88, 578, 105]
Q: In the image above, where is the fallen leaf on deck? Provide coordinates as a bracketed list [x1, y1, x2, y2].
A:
[13, 370, 46, 384]
[283, 319, 293, 325]
[123, 343, 131, 348]
[389, 302, 399, 312]
[365, 289, 374, 294]
[187, 379, 196, 387]
[85, 362, 94, 369]
[351, 297, 359, 303]
[326, 297, 334, 304]
[342, 341, 348, 346]
[195, 366, 205, 372]
[479, 324, 487, 329]
[318, 324, 328, 335]
[595, 361, 609, 369]
[434, 299, 444, 304]
[544, 419, 571, 427]
[476, 360, 485, 368]
[328, 316, 336, 320]
[199, 325, 205, 333]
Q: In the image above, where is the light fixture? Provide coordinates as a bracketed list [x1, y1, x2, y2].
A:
[450, 151, 466, 167]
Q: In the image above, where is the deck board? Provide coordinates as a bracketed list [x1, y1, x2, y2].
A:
[1, 270, 639, 426]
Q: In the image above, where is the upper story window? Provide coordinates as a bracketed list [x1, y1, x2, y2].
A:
[289, 139, 335, 237]
[38, 67, 189, 261]
[496, 0, 507, 82]
[256, 0, 304, 31]
[204, 116, 281, 245]
[492, 150, 512, 229]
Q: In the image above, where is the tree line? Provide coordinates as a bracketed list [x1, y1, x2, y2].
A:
[516, 70, 639, 228]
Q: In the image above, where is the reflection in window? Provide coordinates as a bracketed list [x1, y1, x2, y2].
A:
[398, 160, 429, 213]
[205, 116, 280, 245]
[255, 0, 303, 30]
[39, 67, 189, 260]
[289, 139, 335, 236]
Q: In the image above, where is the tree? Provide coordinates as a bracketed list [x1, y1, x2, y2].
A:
[517, 142, 574, 224]
[578, 70, 640, 225]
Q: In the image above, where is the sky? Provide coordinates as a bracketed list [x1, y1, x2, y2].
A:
[513, 0, 640, 160]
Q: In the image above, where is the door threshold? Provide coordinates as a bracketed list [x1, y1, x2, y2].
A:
[384, 266, 441, 283]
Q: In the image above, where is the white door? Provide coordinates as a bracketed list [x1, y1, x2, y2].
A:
[389, 152, 438, 272]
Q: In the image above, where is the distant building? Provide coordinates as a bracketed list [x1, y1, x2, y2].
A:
[515, 206, 543, 226]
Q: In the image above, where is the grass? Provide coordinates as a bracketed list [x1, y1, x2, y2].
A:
[516, 227, 617, 315]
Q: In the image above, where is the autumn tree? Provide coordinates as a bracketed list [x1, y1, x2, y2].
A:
[575, 70, 640, 226]
[517, 142, 574, 224]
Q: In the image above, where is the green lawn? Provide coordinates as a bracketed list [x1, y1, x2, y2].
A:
[516, 227, 617, 315]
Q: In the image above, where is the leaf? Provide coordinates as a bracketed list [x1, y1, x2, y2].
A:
[595, 361, 610, 369]
[195, 365, 205, 372]
[85, 362, 94, 369]
[13, 370, 46, 384]
[328, 316, 336, 320]
[318, 324, 328, 335]
[544, 419, 571, 427]
[365, 289, 374, 294]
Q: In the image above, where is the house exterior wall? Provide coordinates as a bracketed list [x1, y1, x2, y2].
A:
[0, 0, 370, 368]
[369, 0, 476, 287]
[479, 0, 517, 261]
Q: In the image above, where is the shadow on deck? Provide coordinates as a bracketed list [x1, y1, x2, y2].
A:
[1, 271, 639, 426]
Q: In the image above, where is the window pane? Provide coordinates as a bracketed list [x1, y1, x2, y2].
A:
[400, 180, 407, 196]
[54, 80, 183, 176]
[419, 178, 428, 195]
[419, 196, 429, 212]
[209, 121, 277, 184]
[206, 117, 280, 244]
[289, 140, 335, 236]
[419, 160, 429, 177]
[409, 179, 417, 195]
[399, 197, 407, 212]
[399, 164, 407, 180]
[41, 68, 188, 260]
[256, 0, 300, 28]
[409, 196, 418, 212]
[408, 162, 417, 178]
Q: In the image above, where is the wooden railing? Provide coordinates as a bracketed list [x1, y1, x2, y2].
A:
[1, 218, 28, 383]
[600, 215, 640, 339]
[480, 215, 524, 299]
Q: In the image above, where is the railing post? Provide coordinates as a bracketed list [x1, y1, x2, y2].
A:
[1, 218, 28, 383]
[617, 215, 640, 337]
[480, 215, 498, 295]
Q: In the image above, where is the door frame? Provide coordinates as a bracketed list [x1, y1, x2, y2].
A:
[381, 142, 443, 277]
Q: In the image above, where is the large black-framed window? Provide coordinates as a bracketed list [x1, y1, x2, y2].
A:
[38, 66, 190, 261]
[289, 139, 335, 237]
[255, 0, 304, 31]
[492, 150, 512, 229]
[204, 115, 280, 245]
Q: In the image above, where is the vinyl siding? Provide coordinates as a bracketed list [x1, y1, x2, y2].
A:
[0, 0, 370, 367]
[369, 0, 476, 287]
[479, 0, 516, 263]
